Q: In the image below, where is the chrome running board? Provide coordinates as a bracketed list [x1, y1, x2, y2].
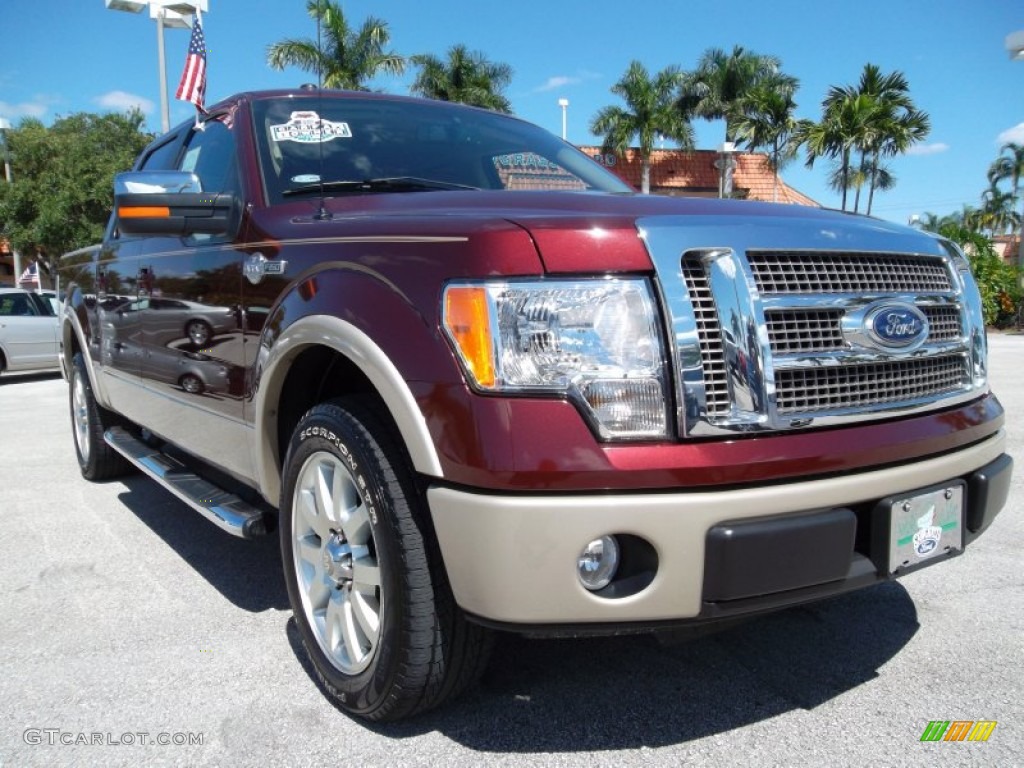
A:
[104, 427, 268, 539]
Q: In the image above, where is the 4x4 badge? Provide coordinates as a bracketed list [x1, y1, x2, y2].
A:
[244, 252, 287, 285]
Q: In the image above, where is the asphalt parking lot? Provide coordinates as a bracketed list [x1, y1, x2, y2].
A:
[0, 335, 1021, 768]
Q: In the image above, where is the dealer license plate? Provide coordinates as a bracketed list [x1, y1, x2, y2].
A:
[888, 483, 964, 574]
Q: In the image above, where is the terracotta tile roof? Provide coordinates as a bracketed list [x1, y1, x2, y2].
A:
[992, 234, 1021, 265]
[578, 146, 819, 207]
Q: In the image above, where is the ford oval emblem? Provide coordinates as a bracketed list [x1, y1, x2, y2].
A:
[867, 304, 929, 349]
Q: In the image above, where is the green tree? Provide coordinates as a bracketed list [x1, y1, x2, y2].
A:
[678, 46, 797, 144]
[732, 84, 810, 202]
[988, 142, 1024, 268]
[410, 45, 513, 112]
[936, 223, 1021, 326]
[798, 91, 875, 211]
[917, 212, 944, 232]
[802, 65, 929, 214]
[849, 65, 929, 215]
[980, 184, 1020, 236]
[987, 142, 1024, 202]
[590, 61, 694, 194]
[0, 110, 153, 277]
[267, 1, 404, 91]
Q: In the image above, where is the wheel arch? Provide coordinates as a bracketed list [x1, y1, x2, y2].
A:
[61, 291, 105, 400]
[253, 314, 444, 505]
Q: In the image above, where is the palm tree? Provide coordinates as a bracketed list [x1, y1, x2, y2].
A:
[918, 212, 943, 233]
[980, 184, 1020, 236]
[848, 65, 929, 215]
[798, 90, 876, 211]
[410, 45, 513, 112]
[988, 143, 1024, 267]
[732, 85, 810, 202]
[590, 61, 694, 194]
[267, 1, 404, 91]
[801, 65, 929, 213]
[988, 143, 1024, 198]
[678, 46, 797, 143]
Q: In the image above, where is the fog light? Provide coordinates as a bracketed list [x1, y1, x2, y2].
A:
[577, 535, 620, 591]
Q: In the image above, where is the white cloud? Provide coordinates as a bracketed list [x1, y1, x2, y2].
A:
[997, 122, 1024, 146]
[532, 70, 601, 94]
[534, 75, 580, 93]
[905, 142, 950, 157]
[0, 99, 49, 120]
[95, 90, 155, 115]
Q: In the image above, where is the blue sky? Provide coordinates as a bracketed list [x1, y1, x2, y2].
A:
[3, 0, 1023, 225]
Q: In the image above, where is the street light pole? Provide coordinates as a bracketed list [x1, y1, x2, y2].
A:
[1006, 30, 1024, 282]
[715, 142, 738, 199]
[0, 116, 21, 284]
[155, 8, 170, 132]
[105, 1, 208, 133]
[0, 117, 12, 184]
[558, 98, 569, 141]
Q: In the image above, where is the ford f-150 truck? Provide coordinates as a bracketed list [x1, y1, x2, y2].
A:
[59, 88, 1013, 722]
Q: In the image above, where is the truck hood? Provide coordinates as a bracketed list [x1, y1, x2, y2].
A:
[263, 190, 937, 275]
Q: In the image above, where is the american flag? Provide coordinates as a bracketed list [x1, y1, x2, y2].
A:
[19, 262, 39, 287]
[175, 14, 207, 111]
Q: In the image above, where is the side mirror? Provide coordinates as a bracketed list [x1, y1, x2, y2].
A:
[114, 171, 239, 238]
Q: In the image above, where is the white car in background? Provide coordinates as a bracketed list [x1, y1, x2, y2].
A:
[0, 287, 60, 376]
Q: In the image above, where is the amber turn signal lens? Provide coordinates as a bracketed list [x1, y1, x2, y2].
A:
[443, 286, 496, 389]
[119, 206, 171, 218]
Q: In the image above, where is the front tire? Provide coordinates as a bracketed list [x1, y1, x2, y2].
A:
[69, 352, 131, 481]
[280, 398, 491, 721]
[179, 373, 204, 394]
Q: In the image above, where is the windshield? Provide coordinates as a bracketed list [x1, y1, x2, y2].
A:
[252, 95, 632, 205]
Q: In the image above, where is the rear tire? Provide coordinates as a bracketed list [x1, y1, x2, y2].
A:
[69, 352, 131, 481]
[186, 319, 212, 346]
[279, 397, 491, 721]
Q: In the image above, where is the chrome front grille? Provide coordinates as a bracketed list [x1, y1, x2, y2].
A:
[641, 216, 984, 437]
[775, 355, 971, 413]
[923, 305, 963, 341]
[765, 309, 846, 354]
[765, 304, 964, 355]
[681, 257, 730, 416]
[748, 251, 954, 294]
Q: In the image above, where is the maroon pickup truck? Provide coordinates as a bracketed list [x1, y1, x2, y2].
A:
[59, 88, 1012, 721]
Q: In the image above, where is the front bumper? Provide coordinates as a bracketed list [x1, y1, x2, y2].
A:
[428, 432, 1010, 628]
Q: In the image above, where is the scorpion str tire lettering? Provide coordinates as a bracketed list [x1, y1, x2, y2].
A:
[279, 396, 491, 721]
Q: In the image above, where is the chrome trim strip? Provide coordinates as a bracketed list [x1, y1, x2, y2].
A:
[703, 248, 770, 425]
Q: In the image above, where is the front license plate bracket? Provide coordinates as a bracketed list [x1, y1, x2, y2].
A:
[883, 482, 965, 575]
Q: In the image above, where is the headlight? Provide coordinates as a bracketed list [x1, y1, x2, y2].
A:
[442, 278, 668, 439]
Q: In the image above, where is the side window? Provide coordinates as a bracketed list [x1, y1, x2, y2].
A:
[179, 119, 238, 195]
[0, 293, 35, 317]
[139, 135, 183, 171]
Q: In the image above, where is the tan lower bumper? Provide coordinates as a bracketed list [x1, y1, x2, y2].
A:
[428, 432, 1006, 624]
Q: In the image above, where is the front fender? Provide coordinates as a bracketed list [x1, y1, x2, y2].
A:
[252, 313, 445, 505]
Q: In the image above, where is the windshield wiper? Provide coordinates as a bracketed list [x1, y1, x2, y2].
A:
[283, 176, 479, 197]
